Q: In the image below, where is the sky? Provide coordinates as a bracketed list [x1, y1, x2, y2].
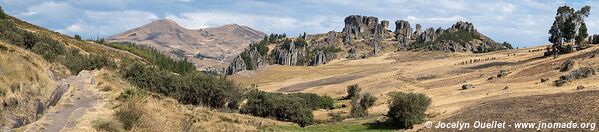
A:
[0, 0, 597, 47]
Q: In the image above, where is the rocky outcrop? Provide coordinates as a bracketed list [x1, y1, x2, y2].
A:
[395, 20, 412, 47]
[226, 48, 267, 75]
[274, 42, 307, 66]
[311, 50, 336, 66]
[554, 67, 596, 86]
[393, 20, 510, 53]
[347, 47, 357, 59]
[342, 15, 388, 46]
[589, 34, 599, 44]
[559, 60, 575, 72]
[47, 83, 69, 108]
[226, 56, 246, 75]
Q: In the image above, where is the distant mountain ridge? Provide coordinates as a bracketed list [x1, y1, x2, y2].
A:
[108, 19, 265, 69]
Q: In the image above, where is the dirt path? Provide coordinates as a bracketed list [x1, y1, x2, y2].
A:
[42, 70, 98, 132]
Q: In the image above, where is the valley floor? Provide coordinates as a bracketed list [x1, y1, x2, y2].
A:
[231, 45, 599, 131]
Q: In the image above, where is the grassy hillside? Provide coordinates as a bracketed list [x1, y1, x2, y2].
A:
[0, 7, 291, 131]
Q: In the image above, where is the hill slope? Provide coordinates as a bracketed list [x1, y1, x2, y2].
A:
[0, 9, 285, 131]
[108, 19, 265, 69]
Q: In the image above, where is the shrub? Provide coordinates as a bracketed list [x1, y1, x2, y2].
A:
[74, 34, 82, 40]
[92, 118, 123, 132]
[116, 101, 144, 130]
[289, 93, 334, 110]
[120, 62, 243, 109]
[31, 41, 64, 60]
[241, 91, 313, 127]
[61, 48, 113, 75]
[328, 112, 345, 122]
[386, 92, 431, 129]
[350, 93, 377, 118]
[118, 88, 145, 100]
[344, 84, 361, 100]
[359, 93, 377, 116]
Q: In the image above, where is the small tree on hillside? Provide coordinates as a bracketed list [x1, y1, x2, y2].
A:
[345, 84, 360, 100]
[386, 92, 431, 129]
[74, 34, 82, 40]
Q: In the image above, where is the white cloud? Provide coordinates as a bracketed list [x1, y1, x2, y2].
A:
[165, 11, 340, 34]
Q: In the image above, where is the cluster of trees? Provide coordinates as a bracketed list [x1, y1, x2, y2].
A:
[547, 5, 591, 57]
[106, 43, 194, 75]
[267, 33, 287, 44]
[120, 62, 242, 109]
[0, 7, 112, 74]
[241, 91, 334, 127]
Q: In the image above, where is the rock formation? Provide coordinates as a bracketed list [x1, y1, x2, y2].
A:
[589, 34, 599, 44]
[395, 21, 509, 53]
[224, 15, 512, 75]
[226, 48, 267, 75]
[555, 67, 596, 86]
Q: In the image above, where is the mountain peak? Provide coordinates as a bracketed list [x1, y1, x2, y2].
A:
[146, 19, 181, 28]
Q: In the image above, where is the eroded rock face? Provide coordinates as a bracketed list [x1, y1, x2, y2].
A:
[395, 20, 412, 47]
[226, 49, 267, 75]
[342, 15, 387, 45]
[311, 50, 336, 66]
[226, 55, 246, 75]
[392, 20, 508, 53]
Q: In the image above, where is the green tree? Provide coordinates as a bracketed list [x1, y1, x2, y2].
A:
[576, 22, 588, 45]
[386, 92, 431, 129]
[74, 34, 82, 40]
[0, 6, 7, 19]
[345, 84, 360, 100]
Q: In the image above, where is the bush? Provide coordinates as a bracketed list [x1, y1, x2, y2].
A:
[74, 34, 82, 40]
[344, 84, 360, 100]
[289, 93, 334, 110]
[386, 92, 431, 129]
[241, 91, 313, 127]
[92, 119, 123, 132]
[116, 101, 144, 130]
[31, 41, 64, 60]
[61, 48, 113, 75]
[328, 112, 345, 122]
[120, 62, 242, 109]
[350, 93, 377, 118]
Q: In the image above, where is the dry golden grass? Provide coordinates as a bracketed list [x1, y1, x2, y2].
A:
[0, 42, 69, 128]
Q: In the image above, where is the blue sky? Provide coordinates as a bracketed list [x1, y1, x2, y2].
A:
[0, 0, 597, 47]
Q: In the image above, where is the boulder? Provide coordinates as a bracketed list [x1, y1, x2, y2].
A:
[47, 83, 68, 108]
[555, 67, 596, 86]
[559, 60, 575, 72]
[577, 85, 586, 90]
[541, 78, 549, 82]
[347, 47, 357, 59]
[462, 84, 475, 90]
[497, 70, 510, 78]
